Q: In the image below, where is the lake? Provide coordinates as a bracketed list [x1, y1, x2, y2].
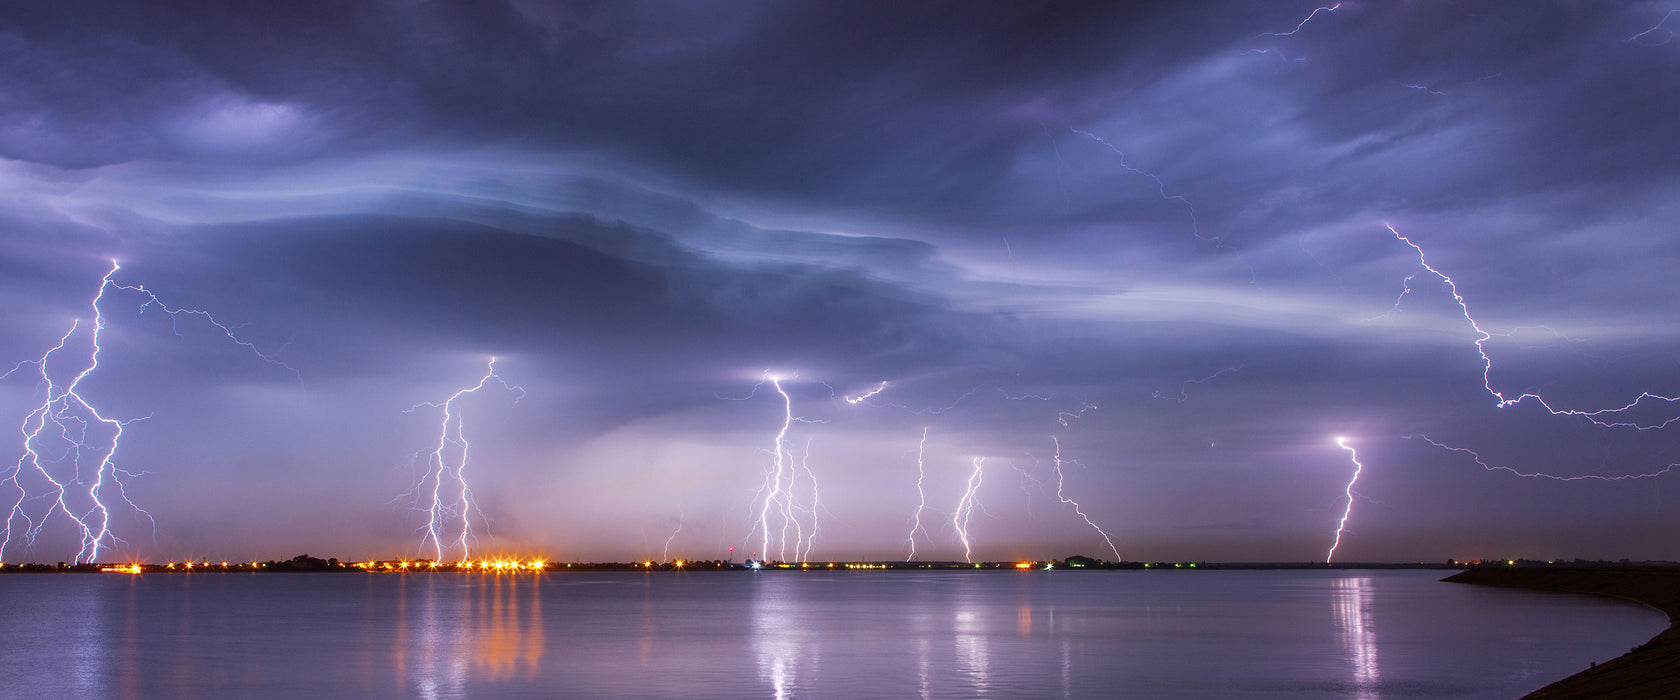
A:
[0, 569, 1664, 698]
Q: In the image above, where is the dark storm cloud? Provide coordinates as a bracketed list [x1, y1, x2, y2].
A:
[2, 1, 1265, 215]
[3, 1, 1679, 562]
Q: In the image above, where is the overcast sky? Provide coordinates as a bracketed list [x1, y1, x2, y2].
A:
[4, 1, 1680, 564]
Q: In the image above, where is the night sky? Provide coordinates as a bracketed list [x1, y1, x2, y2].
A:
[4, 1, 1680, 564]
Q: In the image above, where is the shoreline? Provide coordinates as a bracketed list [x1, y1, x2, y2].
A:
[0, 556, 1465, 573]
[1443, 567, 1680, 699]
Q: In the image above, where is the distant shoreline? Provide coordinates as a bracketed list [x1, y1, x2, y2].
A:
[0, 556, 1472, 574]
[1443, 567, 1680, 699]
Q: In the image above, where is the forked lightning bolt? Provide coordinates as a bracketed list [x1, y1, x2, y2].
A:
[403, 358, 524, 563]
[952, 457, 985, 563]
[1388, 224, 1680, 429]
[793, 436, 821, 563]
[737, 373, 823, 563]
[1327, 437, 1363, 563]
[2, 261, 286, 564]
[1386, 225, 1680, 482]
[905, 427, 930, 561]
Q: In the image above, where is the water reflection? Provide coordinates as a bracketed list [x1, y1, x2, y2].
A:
[1333, 576, 1380, 698]
[1061, 638, 1072, 700]
[953, 609, 990, 695]
[63, 574, 105, 698]
[915, 636, 931, 700]
[3, 570, 1661, 699]
[752, 576, 808, 699]
[119, 577, 139, 700]
[952, 577, 991, 696]
[403, 573, 545, 699]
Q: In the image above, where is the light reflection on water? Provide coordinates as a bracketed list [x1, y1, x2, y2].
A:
[403, 572, 544, 698]
[1334, 576, 1380, 699]
[0, 570, 1665, 699]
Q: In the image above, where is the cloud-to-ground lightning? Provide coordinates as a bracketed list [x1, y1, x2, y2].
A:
[791, 436, 822, 563]
[1258, 3, 1341, 38]
[2, 261, 286, 564]
[402, 358, 524, 564]
[905, 427, 930, 561]
[1327, 225, 1680, 553]
[951, 457, 985, 563]
[1050, 437, 1121, 560]
[1387, 224, 1680, 433]
[1327, 437, 1363, 563]
[661, 512, 683, 563]
[736, 373, 824, 563]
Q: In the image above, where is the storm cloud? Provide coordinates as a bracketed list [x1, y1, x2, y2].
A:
[3, 1, 1679, 564]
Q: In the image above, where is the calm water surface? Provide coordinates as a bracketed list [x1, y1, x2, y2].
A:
[0, 569, 1665, 699]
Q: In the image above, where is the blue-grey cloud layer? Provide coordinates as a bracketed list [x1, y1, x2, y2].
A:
[2, 1, 1678, 563]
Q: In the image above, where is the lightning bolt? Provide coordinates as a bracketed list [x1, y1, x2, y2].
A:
[1056, 402, 1098, 427]
[1625, 9, 1678, 45]
[1259, 3, 1342, 38]
[661, 512, 683, 563]
[740, 373, 824, 564]
[906, 426, 930, 561]
[844, 381, 888, 405]
[1408, 435, 1678, 482]
[2, 261, 285, 564]
[1398, 83, 1447, 96]
[1153, 367, 1242, 403]
[1387, 224, 1680, 431]
[952, 457, 985, 563]
[792, 436, 822, 563]
[1326, 225, 1678, 555]
[1241, 48, 1305, 67]
[758, 375, 795, 563]
[402, 358, 524, 564]
[1327, 437, 1363, 564]
[1050, 437, 1120, 560]
[1071, 129, 1206, 243]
